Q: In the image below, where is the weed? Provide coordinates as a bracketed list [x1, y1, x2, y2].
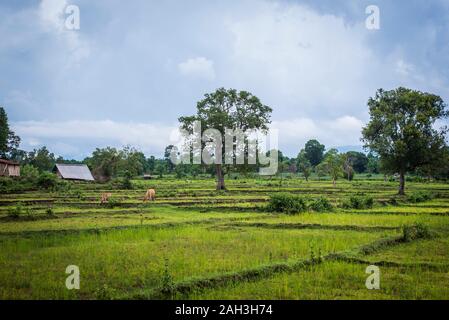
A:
[407, 191, 434, 203]
[402, 223, 431, 242]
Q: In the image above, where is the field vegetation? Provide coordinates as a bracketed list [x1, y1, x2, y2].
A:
[1, 176, 448, 300]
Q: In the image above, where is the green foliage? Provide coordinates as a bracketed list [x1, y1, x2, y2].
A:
[21, 164, 39, 181]
[8, 203, 31, 218]
[95, 284, 117, 300]
[317, 149, 343, 185]
[304, 139, 325, 167]
[362, 87, 449, 194]
[0, 107, 8, 156]
[308, 197, 333, 212]
[121, 170, 134, 190]
[84, 147, 121, 181]
[26, 147, 55, 172]
[266, 193, 307, 214]
[345, 152, 368, 173]
[161, 257, 174, 293]
[46, 207, 55, 216]
[179, 88, 272, 190]
[297, 150, 312, 181]
[407, 191, 434, 203]
[343, 196, 374, 210]
[103, 197, 121, 209]
[0, 106, 21, 159]
[402, 223, 431, 242]
[37, 172, 58, 190]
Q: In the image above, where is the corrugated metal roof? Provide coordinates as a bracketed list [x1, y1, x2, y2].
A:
[54, 164, 95, 181]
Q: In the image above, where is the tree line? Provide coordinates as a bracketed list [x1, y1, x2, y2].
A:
[1, 86, 449, 194]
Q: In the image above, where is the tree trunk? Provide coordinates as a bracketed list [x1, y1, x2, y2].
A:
[398, 171, 405, 195]
[215, 164, 226, 190]
[332, 178, 336, 187]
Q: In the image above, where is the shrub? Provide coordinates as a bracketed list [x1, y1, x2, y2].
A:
[121, 171, 133, 190]
[407, 191, 434, 203]
[402, 223, 431, 242]
[342, 196, 374, 209]
[21, 164, 39, 182]
[37, 172, 58, 190]
[8, 203, 31, 218]
[266, 193, 307, 214]
[46, 207, 55, 216]
[308, 197, 333, 212]
[104, 198, 121, 209]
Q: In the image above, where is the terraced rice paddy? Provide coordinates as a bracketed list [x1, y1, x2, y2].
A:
[1, 178, 449, 299]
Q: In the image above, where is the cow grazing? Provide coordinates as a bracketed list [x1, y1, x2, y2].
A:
[100, 193, 112, 204]
[144, 189, 156, 202]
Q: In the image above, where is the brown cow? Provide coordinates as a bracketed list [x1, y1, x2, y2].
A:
[144, 189, 156, 202]
[100, 193, 112, 204]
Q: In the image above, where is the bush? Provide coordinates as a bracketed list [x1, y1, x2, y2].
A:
[308, 197, 333, 212]
[37, 172, 58, 190]
[121, 171, 133, 190]
[402, 223, 431, 242]
[407, 191, 434, 203]
[21, 164, 39, 182]
[46, 207, 55, 216]
[8, 203, 31, 218]
[266, 193, 307, 214]
[104, 198, 121, 209]
[343, 196, 374, 209]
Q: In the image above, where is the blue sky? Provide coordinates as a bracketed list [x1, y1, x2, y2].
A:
[1, 0, 449, 159]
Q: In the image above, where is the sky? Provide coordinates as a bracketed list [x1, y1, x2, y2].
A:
[1, 0, 449, 159]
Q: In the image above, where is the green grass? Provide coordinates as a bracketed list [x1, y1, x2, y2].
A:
[187, 261, 449, 300]
[0, 177, 448, 299]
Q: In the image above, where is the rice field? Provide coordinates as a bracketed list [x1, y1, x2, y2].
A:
[1, 177, 449, 300]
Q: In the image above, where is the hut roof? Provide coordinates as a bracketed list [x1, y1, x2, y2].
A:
[54, 164, 95, 181]
[0, 159, 19, 165]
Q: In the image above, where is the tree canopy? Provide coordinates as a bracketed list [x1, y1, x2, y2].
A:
[304, 139, 325, 166]
[179, 88, 272, 190]
[0, 107, 21, 159]
[362, 87, 449, 194]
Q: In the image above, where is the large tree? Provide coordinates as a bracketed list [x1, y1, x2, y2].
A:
[179, 88, 272, 190]
[0, 106, 21, 159]
[362, 88, 448, 195]
[304, 139, 325, 166]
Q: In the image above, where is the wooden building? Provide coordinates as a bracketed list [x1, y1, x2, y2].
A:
[0, 159, 20, 177]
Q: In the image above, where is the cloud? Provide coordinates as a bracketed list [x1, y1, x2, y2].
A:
[178, 57, 216, 80]
[38, 0, 90, 68]
[12, 115, 364, 158]
[271, 115, 364, 153]
[223, 2, 380, 117]
[12, 120, 177, 157]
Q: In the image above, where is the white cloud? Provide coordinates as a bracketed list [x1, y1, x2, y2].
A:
[395, 59, 415, 76]
[178, 57, 216, 80]
[12, 120, 177, 156]
[38, 0, 90, 68]
[272, 115, 364, 152]
[223, 2, 385, 117]
[12, 116, 364, 158]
